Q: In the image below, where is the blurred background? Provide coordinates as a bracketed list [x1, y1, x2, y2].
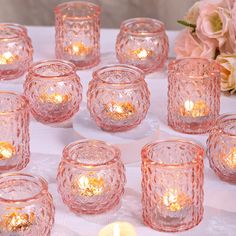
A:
[0, 0, 196, 30]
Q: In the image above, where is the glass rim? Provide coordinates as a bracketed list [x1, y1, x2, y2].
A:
[62, 139, 121, 167]
[0, 173, 48, 204]
[54, 1, 101, 19]
[0, 23, 27, 40]
[141, 139, 204, 167]
[28, 59, 76, 79]
[0, 91, 28, 115]
[92, 64, 145, 85]
[168, 57, 221, 78]
[120, 17, 165, 36]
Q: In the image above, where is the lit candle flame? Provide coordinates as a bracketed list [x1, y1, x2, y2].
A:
[104, 102, 136, 121]
[113, 223, 120, 236]
[0, 142, 16, 160]
[72, 174, 105, 197]
[39, 93, 69, 105]
[224, 147, 236, 169]
[65, 42, 91, 57]
[0, 52, 18, 65]
[180, 100, 209, 117]
[132, 48, 152, 59]
[162, 189, 191, 212]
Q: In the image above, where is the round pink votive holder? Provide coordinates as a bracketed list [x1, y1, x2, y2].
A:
[87, 64, 150, 132]
[24, 59, 82, 124]
[207, 114, 236, 183]
[57, 140, 126, 215]
[0, 173, 55, 235]
[168, 58, 221, 134]
[0, 91, 30, 172]
[141, 139, 204, 232]
[0, 23, 33, 80]
[116, 18, 169, 73]
[55, 1, 101, 69]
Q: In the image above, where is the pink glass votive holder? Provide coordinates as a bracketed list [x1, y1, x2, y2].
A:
[0, 23, 33, 80]
[0, 91, 30, 172]
[57, 140, 126, 215]
[87, 64, 150, 132]
[168, 58, 221, 134]
[55, 1, 101, 69]
[116, 18, 169, 73]
[207, 114, 236, 183]
[24, 60, 82, 124]
[141, 140, 204, 232]
[0, 173, 55, 235]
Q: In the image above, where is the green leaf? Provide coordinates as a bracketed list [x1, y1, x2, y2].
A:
[177, 20, 196, 32]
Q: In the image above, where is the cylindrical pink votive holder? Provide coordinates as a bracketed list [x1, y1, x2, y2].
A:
[0, 173, 55, 235]
[168, 58, 221, 134]
[142, 140, 204, 232]
[57, 140, 126, 215]
[0, 23, 33, 80]
[0, 91, 30, 172]
[116, 18, 169, 73]
[87, 64, 150, 132]
[24, 60, 82, 124]
[55, 1, 100, 69]
[207, 114, 236, 183]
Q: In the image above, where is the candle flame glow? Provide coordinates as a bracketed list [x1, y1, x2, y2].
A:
[132, 48, 152, 59]
[113, 223, 120, 236]
[224, 147, 236, 169]
[0, 142, 16, 160]
[39, 93, 69, 105]
[65, 42, 91, 57]
[0, 52, 18, 65]
[180, 100, 209, 117]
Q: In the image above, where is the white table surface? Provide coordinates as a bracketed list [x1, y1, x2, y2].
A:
[0, 27, 236, 236]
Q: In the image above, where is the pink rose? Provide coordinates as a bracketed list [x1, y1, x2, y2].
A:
[174, 29, 216, 59]
[200, 0, 234, 9]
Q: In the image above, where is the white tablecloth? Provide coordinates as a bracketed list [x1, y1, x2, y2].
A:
[0, 27, 236, 236]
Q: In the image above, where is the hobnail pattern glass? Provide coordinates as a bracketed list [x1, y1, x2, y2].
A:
[24, 60, 82, 124]
[0, 23, 33, 80]
[57, 140, 126, 215]
[207, 114, 236, 183]
[55, 1, 100, 69]
[0, 91, 30, 172]
[141, 140, 204, 232]
[0, 173, 55, 235]
[116, 18, 169, 74]
[87, 64, 150, 132]
[168, 58, 221, 134]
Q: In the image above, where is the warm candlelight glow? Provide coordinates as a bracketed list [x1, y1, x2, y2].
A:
[98, 222, 137, 236]
[0, 142, 16, 161]
[65, 42, 91, 57]
[132, 48, 153, 59]
[39, 93, 69, 105]
[104, 102, 136, 121]
[0, 211, 35, 232]
[224, 147, 236, 169]
[180, 100, 209, 117]
[72, 174, 105, 197]
[162, 189, 191, 212]
[0, 52, 18, 65]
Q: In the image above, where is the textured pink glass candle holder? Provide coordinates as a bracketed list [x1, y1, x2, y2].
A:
[116, 18, 169, 73]
[24, 60, 82, 124]
[141, 140, 204, 232]
[57, 140, 126, 215]
[207, 114, 236, 183]
[168, 58, 221, 134]
[0, 91, 30, 172]
[55, 1, 100, 69]
[0, 173, 55, 235]
[0, 23, 33, 80]
[87, 64, 150, 132]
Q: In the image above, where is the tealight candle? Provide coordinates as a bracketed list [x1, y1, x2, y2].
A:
[116, 18, 169, 73]
[0, 52, 19, 65]
[24, 60, 82, 124]
[87, 64, 150, 132]
[142, 140, 204, 232]
[57, 140, 126, 214]
[207, 114, 236, 183]
[0, 142, 16, 160]
[55, 1, 100, 69]
[168, 58, 220, 134]
[98, 222, 137, 236]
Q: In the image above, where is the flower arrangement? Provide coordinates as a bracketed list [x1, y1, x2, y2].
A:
[175, 0, 236, 94]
